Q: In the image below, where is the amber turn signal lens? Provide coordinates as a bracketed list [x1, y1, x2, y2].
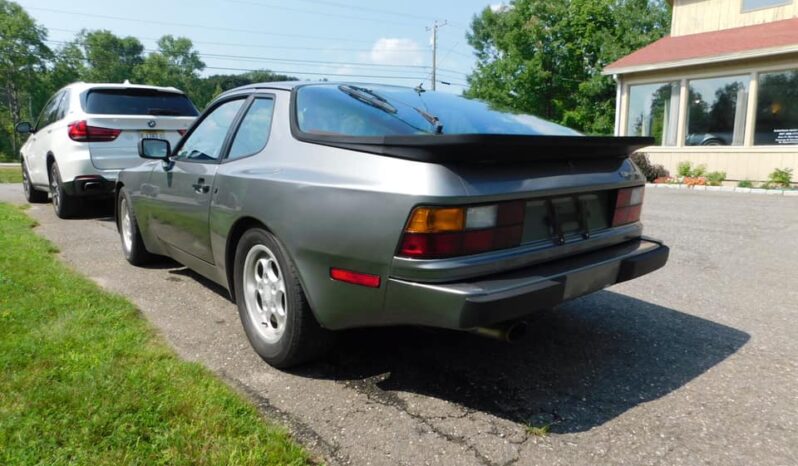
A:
[405, 207, 465, 233]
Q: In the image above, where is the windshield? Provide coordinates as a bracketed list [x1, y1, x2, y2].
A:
[294, 84, 581, 137]
[85, 89, 199, 116]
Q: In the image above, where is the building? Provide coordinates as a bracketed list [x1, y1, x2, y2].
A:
[604, 0, 798, 182]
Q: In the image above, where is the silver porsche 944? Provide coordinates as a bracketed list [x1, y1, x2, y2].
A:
[116, 82, 669, 368]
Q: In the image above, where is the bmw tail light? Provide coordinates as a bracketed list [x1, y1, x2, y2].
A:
[68, 120, 121, 142]
[612, 186, 644, 227]
[398, 201, 525, 259]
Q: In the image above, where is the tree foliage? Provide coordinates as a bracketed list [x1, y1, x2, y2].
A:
[466, 0, 671, 134]
[0, 0, 296, 161]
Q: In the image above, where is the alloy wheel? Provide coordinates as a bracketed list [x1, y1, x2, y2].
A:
[242, 244, 288, 343]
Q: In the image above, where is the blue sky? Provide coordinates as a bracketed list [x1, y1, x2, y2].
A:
[20, 0, 496, 94]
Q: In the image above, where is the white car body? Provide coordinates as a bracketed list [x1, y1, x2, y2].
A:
[19, 82, 198, 215]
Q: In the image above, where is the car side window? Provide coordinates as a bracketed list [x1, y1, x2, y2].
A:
[174, 98, 245, 162]
[55, 90, 70, 121]
[35, 92, 62, 131]
[227, 97, 275, 161]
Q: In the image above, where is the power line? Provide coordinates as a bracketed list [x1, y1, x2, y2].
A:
[44, 39, 469, 78]
[223, 0, 422, 27]
[25, 6, 378, 43]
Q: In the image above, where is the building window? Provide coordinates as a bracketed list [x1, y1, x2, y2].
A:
[755, 70, 798, 145]
[742, 0, 792, 12]
[626, 82, 680, 145]
[686, 75, 750, 146]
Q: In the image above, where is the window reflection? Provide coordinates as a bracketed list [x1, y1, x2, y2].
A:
[626, 82, 680, 146]
[686, 75, 749, 146]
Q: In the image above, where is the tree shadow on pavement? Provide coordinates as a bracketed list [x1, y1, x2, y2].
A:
[296, 290, 749, 434]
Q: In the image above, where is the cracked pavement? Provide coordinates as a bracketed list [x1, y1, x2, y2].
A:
[1, 183, 796, 465]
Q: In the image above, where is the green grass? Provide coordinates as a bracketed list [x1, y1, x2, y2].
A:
[0, 167, 22, 183]
[0, 203, 313, 465]
[525, 424, 550, 437]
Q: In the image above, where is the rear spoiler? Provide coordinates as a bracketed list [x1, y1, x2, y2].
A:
[295, 134, 655, 164]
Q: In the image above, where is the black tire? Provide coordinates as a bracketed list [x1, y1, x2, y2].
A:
[49, 162, 80, 218]
[117, 187, 156, 266]
[233, 228, 334, 368]
[21, 161, 48, 203]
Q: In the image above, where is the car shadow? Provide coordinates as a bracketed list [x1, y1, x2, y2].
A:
[295, 290, 749, 433]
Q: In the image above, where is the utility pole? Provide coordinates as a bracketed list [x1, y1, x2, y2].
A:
[427, 20, 447, 91]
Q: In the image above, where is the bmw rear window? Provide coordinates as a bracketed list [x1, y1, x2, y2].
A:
[84, 89, 199, 116]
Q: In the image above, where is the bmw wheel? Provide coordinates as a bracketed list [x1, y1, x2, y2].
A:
[49, 162, 80, 218]
[234, 228, 333, 368]
[22, 161, 48, 203]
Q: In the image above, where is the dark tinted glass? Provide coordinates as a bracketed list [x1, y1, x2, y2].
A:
[228, 98, 275, 160]
[755, 70, 798, 145]
[295, 84, 581, 137]
[85, 89, 198, 116]
[35, 92, 62, 130]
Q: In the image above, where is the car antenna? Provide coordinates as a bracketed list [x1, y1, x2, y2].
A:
[414, 83, 426, 94]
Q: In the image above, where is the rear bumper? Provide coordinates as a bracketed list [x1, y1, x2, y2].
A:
[61, 175, 116, 197]
[382, 238, 668, 329]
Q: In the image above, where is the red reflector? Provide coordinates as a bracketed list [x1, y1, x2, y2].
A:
[330, 268, 381, 288]
[68, 120, 121, 142]
[493, 225, 523, 249]
[612, 204, 642, 227]
[497, 201, 525, 226]
[177, 129, 187, 136]
[462, 229, 494, 254]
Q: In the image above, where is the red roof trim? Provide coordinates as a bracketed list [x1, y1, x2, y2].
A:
[605, 18, 798, 74]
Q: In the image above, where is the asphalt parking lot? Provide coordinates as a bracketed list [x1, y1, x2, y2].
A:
[1, 184, 796, 465]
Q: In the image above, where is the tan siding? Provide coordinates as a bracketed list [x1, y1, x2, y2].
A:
[641, 147, 798, 181]
[672, 0, 798, 36]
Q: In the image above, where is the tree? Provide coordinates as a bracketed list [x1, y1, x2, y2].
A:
[134, 35, 205, 93]
[466, 0, 671, 134]
[0, 0, 52, 159]
[77, 30, 144, 83]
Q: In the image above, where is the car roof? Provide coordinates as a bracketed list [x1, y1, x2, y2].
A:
[62, 81, 186, 95]
[216, 80, 416, 99]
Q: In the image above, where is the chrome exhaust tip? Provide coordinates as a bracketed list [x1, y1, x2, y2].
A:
[471, 321, 528, 343]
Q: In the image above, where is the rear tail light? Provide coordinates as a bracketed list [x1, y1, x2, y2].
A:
[68, 120, 121, 142]
[398, 201, 525, 259]
[612, 186, 644, 227]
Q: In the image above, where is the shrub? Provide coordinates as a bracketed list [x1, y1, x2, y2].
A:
[706, 171, 726, 186]
[677, 161, 692, 177]
[631, 152, 669, 182]
[737, 180, 753, 188]
[764, 168, 793, 189]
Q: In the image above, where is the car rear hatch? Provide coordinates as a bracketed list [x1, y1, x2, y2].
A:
[80, 88, 198, 170]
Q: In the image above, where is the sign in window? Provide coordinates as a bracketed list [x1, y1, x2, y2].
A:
[755, 70, 798, 145]
[685, 75, 750, 146]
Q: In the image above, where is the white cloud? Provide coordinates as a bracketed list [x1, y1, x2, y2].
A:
[490, 3, 511, 12]
[368, 38, 424, 67]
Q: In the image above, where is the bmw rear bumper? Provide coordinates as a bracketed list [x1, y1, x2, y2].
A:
[382, 238, 668, 329]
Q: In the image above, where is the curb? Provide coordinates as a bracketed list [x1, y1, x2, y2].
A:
[646, 183, 798, 196]
[0, 163, 20, 168]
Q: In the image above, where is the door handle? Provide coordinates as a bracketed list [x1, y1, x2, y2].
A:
[192, 178, 210, 194]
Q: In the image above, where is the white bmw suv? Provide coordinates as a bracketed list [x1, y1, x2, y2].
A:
[16, 82, 198, 218]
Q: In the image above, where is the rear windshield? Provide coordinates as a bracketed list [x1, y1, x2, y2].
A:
[294, 84, 581, 137]
[84, 89, 198, 116]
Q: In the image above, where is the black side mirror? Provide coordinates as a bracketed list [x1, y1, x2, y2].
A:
[138, 138, 171, 160]
[15, 122, 33, 134]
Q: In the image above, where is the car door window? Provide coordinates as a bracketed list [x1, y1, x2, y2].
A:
[174, 98, 245, 162]
[35, 92, 62, 131]
[55, 90, 70, 121]
[227, 97, 275, 161]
